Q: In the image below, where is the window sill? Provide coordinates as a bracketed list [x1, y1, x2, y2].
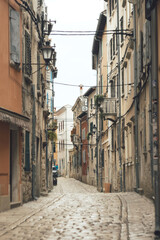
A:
[110, 60, 113, 65]
[24, 74, 32, 84]
[120, 41, 124, 48]
[10, 60, 21, 72]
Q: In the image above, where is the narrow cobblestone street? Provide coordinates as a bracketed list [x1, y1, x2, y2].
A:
[0, 178, 155, 240]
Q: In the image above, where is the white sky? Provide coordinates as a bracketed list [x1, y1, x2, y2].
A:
[45, 0, 104, 110]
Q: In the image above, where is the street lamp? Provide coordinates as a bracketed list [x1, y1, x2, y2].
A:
[92, 124, 97, 134]
[42, 41, 54, 65]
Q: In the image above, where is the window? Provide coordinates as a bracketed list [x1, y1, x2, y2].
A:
[121, 68, 124, 95]
[110, 38, 113, 61]
[37, 52, 40, 90]
[53, 142, 56, 153]
[25, 30, 31, 75]
[111, 128, 114, 150]
[25, 131, 30, 171]
[82, 128, 85, 140]
[101, 149, 104, 168]
[10, 7, 20, 64]
[115, 28, 118, 51]
[120, 17, 124, 43]
[90, 122, 93, 133]
[140, 31, 143, 73]
[111, 79, 115, 98]
[91, 98, 93, 109]
[109, 0, 112, 16]
[122, 119, 125, 148]
[113, 34, 115, 56]
[91, 148, 93, 161]
[83, 150, 86, 163]
[112, 0, 114, 10]
[100, 75, 103, 94]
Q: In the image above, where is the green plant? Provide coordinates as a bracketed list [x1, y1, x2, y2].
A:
[47, 121, 57, 142]
[94, 95, 104, 107]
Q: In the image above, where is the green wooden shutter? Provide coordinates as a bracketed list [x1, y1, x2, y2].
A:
[25, 31, 31, 75]
[25, 131, 30, 171]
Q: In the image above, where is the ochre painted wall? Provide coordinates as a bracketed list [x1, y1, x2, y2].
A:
[0, 0, 22, 114]
[0, 122, 10, 195]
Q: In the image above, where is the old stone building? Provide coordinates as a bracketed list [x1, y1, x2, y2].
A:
[55, 105, 73, 177]
[84, 87, 97, 186]
[0, 0, 56, 212]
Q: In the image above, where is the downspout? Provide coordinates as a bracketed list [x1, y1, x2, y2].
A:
[96, 55, 99, 188]
[78, 117, 82, 181]
[46, 119, 48, 189]
[133, 4, 139, 190]
[100, 115, 103, 192]
[32, 84, 36, 199]
[151, 7, 160, 236]
[117, 0, 122, 191]
[65, 107, 67, 177]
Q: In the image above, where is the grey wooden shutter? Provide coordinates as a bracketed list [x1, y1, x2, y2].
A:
[10, 7, 20, 63]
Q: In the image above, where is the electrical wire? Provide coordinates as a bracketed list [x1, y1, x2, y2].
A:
[14, 0, 41, 41]
[53, 81, 134, 88]
[31, 65, 46, 75]
[50, 29, 133, 37]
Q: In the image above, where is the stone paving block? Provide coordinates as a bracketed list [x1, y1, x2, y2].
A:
[0, 178, 156, 240]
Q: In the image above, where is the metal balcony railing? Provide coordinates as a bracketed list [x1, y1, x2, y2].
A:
[102, 98, 117, 115]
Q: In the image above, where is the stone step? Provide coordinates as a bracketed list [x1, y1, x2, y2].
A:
[10, 201, 21, 209]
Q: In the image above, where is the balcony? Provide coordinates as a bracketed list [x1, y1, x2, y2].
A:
[102, 98, 117, 116]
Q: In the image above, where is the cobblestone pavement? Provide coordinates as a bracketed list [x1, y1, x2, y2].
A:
[0, 178, 155, 240]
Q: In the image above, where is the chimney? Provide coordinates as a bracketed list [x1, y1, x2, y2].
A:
[79, 84, 83, 96]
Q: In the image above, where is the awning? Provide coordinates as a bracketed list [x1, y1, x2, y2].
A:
[0, 107, 30, 129]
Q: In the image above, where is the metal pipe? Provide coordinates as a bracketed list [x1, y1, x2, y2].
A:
[31, 84, 36, 199]
[46, 121, 48, 189]
[133, 4, 139, 191]
[117, 0, 122, 191]
[96, 56, 99, 188]
[151, 7, 160, 236]
[51, 73, 54, 185]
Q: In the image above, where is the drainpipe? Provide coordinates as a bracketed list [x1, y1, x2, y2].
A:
[78, 117, 82, 181]
[96, 56, 99, 188]
[32, 84, 36, 199]
[117, 0, 122, 191]
[151, 7, 160, 237]
[46, 121, 48, 189]
[100, 115, 103, 192]
[149, 20, 153, 187]
[51, 74, 54, 186]
[65, 107, 68, 177]
[133, 4, 139, 191]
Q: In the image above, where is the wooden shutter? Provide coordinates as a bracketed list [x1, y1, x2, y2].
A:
[101, 149, 104, 167]
[10, 7, 20, 63]
[25, 131, 30, 171]
[37, 52, 40, 90]
[25, 30, 31, 75]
